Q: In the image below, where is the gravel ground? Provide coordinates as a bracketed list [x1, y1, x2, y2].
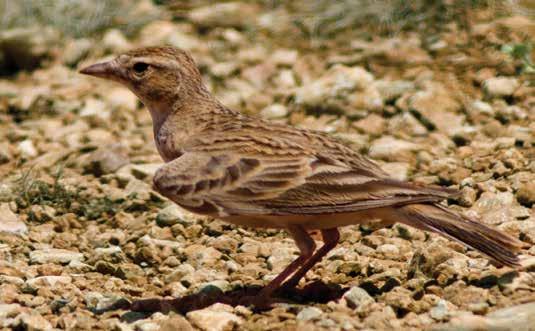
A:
[0, 1, 534, 330]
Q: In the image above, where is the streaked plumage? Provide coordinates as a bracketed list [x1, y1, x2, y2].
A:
[80, 46, 522, 306]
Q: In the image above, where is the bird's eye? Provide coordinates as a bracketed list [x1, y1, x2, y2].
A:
[133, 62, 149, 73]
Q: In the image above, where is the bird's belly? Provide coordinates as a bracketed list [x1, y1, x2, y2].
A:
[220, 208, 395, 230]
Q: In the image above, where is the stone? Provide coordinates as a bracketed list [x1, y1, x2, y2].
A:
[483, 77, 519, 97]
[368, 136, 419, 161]
[295, 64, 375, 109]
[104, 87, 138, 111]
[83, 143, 130, 176]
[0, 26, 60, 74]
[430, 299, 456, 321]
[80, 98, 110, 124]
[26, 276, 72, 287]
[186, 303, 242, 331]
[435, 302, 535, 331]
[381, 162, 410, 181]
[297, 307, 323, 321]
[0, 203, 27, 235]
[260, 104, 288, 119]
[343, 286, 375, 310]
[188, 2, 258, 29]
[156, 205, 188, 227]
[62, 38, 92, 66]
[29, 249, 83, 264]
[18, 139, 38, 158]
[102, 29, 131, 53]
[374, 80, 415, 102]
[159, 315, 194, 331]
[0, 303, 22, 320]
[17, 312, 53, 331]
[516, 182, 535, 207]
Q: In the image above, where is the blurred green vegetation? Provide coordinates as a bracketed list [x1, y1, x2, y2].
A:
[0, 0, 159, 37]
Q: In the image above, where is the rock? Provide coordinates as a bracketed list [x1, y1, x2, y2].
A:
[156, 205, 188, 227]
[374, 80, 415, 102]
[80, 98, 110, 124]
[271, 49, 298, 66]
[435, 302, 535, 331]
[0, 26, 60, 74]
[343, 286, 375, 310]
[159, 315, 194, 331]
[483, 77, 519, 97]
[380, 162, 410, 181]
[409, 85, 464, 134]
[188, 2, 258, 29]
[104, 87, 138, 111]
[102, 29, 131, 53]
[186, 303, 242, 331]
[353, 114, 386, 135]
[0, 303, 22, 320]
[368, 136, 419, 161]
[429, 299, 456, 321]
[26, 276, 72, 287]
[184, 245, 222, 268]
[17, 312, 52, 331]
[260, 104, 288, 119]
[377, 244, 400, 260]
[297, 307, 323, 321]
[470, 100, 494, 116]
[62, 38, 92, 66]
[516, 182, 535, 207]
[18, 139, 38, 158]
[29, 205, 56, 222]
[83, 143, 130, 176]
[29, 249, 83, 264]
[295, 64, 376, 110]
[84, 292, 126, 311]
[0, 203, 27, 235]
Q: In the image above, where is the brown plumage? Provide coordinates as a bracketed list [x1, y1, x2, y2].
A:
[80, 46, 522, 305]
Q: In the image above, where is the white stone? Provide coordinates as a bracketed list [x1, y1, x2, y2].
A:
[29, 248, 83, 264]
[26, 276, 72, 287]
[187, 303, 242, 331]
[0, 203, 27, 235]
[483, 77, 519, 97]
[260, 103, 288, 119]
[297, 307, 323, 321]
[18, 139, 37, 158]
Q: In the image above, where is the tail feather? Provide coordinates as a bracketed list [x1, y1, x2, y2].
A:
[399, 203, 522, 267]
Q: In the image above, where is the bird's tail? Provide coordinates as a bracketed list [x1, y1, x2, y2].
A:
[399, 203, 523, 267]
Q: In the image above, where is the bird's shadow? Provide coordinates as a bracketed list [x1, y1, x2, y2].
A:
[91, 281, 348, 322]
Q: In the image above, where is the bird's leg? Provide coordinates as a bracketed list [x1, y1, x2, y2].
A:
[280, 228, 340, 290]
[256, 225, 316, 299]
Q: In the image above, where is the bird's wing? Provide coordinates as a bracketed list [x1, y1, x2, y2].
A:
[153, 133, 458, 217]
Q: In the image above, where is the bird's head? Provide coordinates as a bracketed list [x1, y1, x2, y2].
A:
[80, 46, 207, 120]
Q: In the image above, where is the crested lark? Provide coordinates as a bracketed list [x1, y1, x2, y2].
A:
[80, 46, 522, 305]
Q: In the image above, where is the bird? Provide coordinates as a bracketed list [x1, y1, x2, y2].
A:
[80, 46, 522, 306]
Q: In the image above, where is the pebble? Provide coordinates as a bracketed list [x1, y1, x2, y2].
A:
[156, 204, 188, 227]
[483, 77, 519, 97]
[343, 286, 375, 310]
[186, 303, 242, 331]
[18, 139, 38, 158]
[17, 312, 53, 331]
[516, 182, 535, 207]
[26, 275, 72, 287]
[297, 307, 323, 321]
[260, 103, 288, 119]
[29, 249, 83, 264]
[0, 203, 27, 235]
[368, 136, 419, 161]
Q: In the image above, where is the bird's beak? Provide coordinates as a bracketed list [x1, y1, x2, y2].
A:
[79, 61, 120, 80]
